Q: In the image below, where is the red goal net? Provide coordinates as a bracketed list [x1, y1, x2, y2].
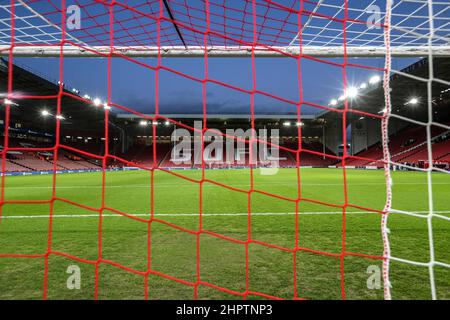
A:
[0, 0, 449, 300]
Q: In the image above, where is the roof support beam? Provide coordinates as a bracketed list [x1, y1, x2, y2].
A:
[162, 0, 187, 49]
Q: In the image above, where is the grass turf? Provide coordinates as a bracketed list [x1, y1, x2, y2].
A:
[0, 168, 449, 300]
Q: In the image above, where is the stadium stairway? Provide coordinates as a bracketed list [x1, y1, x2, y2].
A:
[400, 137, 450, 164]
[6, 158, 35, 172]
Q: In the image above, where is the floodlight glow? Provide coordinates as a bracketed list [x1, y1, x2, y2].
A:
[93, 98, 102, 106]
[296, 122, 304, 126]
[283, 121, 291, 126]
[139, 120, 148, 126]
[41, 110, 50, 116]
[330, 99, 338, 106]
[369, 75, 381, 84]
[103, 103, 111, 110]
[152, 121, 158, 126]
[56, 114, 65, 120]
[338, 95, 345, 101]
[346, 87, 358, 98]
[4, 99, 19, 106]
[359, 83, 367, 89]
[165, 121, 170, 125]
[84, 94, 91, 100]
[407, 97, 419, 105]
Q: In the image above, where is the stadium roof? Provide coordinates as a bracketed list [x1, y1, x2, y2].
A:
[317, 57, 450, 123]
[0, 58, 111, 134]
[3, 54, 449, 133]
[116, 113, 316, 120]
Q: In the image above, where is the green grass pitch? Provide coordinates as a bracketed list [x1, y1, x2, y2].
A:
[0, 168, 449, 300]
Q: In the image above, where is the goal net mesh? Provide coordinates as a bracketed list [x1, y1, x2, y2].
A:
[0, 0, 449, 300]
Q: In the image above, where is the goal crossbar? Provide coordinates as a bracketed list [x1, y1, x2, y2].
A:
[1, 45, 450, 58]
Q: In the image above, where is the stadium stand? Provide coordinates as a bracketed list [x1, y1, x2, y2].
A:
[1, 57, 449, 174]
[343, 126, 450, 167]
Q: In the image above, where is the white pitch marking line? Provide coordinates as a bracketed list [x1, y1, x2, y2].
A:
[2, 210, 450, 219]
[3, 181, 450, 189]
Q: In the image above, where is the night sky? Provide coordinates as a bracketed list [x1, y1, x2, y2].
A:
[15, 55, 418, 115]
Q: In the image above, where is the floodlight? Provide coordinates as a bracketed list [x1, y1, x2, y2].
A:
[407, 97, 419, 105]
[93, 98, 102, 106]
[369, 75, 381, 84]
[346, 87, 358, 98]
